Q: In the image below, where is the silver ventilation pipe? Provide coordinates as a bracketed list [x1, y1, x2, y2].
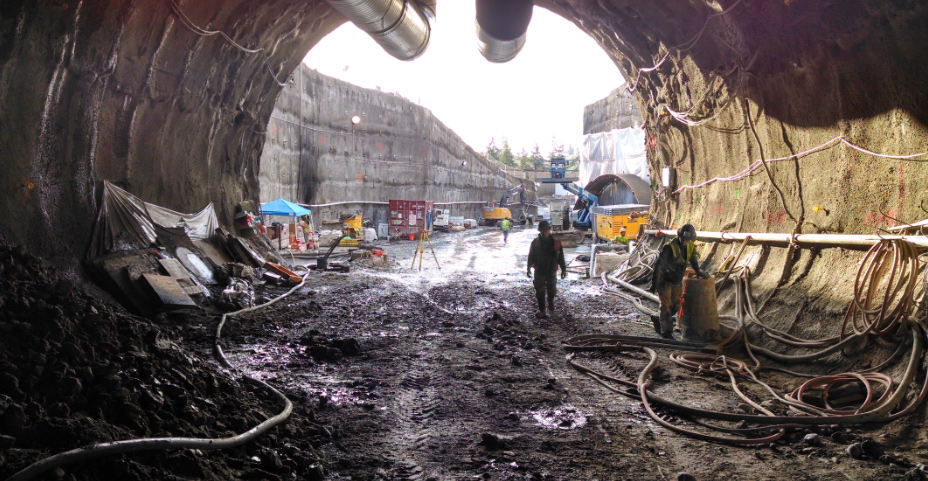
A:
[417, 0, 437, 23]
[475, 0, 534, 63]
[326, 0, 433, 61]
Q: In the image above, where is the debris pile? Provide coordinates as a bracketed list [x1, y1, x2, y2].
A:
[0, 243, 328, 480]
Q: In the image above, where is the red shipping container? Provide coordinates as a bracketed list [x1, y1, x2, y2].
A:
[388, 199, 433, 239]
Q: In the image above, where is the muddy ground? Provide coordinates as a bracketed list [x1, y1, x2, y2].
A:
[2, 228, 926, 480]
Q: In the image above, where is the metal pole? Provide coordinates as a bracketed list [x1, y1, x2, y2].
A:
[643, 229, 928, 250]
[425, 230, 441, 270]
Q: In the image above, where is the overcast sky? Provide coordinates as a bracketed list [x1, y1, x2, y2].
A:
[304, 3, 624, 155]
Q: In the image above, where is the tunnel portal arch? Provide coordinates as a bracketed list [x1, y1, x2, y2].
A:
[0, 0, 926, 273]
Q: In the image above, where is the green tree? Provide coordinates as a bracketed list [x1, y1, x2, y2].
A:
[485, 137, 501, 161]
[499, 138, 516, 167]
[548, 138, 566, 161]
[516, 148, 533, 170]
[530, 144, 545, 171]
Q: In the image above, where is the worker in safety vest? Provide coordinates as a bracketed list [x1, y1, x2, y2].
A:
[612, 227, 629, 245]
[299, 217, 312, 244]
[526, 221, 567, 319]
[650, 224, 708, 338]
[501, 217, 512, 244]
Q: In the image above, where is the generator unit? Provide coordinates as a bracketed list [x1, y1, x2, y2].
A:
[591, 204, 650, 242]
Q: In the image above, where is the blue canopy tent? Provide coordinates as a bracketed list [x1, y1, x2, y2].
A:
[260, 199, 313, 249]
[260, 198, 312, 217]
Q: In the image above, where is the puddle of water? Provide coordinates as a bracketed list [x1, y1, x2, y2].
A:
[530, 404, 588, 430]
[311, 385, 362, 406]
[292, 372, 371, 407]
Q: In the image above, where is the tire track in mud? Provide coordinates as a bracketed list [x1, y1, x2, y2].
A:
[381, 359, 445, 480]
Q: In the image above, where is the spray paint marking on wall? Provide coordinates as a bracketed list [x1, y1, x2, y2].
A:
[864, 210, 898, 228]
[898, 164, 905, 204]
[767, 210, 787, 224]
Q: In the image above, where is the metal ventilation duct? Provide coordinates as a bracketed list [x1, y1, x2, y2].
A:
[417, 0, 437, 22]
[326, 0, 433, 61]
[475, 0, 534, 63]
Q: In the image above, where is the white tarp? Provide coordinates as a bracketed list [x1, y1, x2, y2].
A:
[88, 181, 219, 258]
[580, 128, 648, 186]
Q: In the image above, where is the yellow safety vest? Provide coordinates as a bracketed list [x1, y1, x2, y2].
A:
[669, 240, 694, 265]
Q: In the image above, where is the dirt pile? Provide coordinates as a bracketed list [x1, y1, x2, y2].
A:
[0, 243, 327, 480]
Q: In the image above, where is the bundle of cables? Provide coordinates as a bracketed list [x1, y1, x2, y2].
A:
[572, 238, 928, 445]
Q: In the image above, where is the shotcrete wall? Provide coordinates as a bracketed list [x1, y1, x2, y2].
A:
[258, 65, 531, 227]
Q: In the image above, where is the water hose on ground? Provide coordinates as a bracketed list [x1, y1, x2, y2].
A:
[573, 239, 928, 445]
[6, 273, 311, 481]
[601, 272, 658, 317]
[566, 321, 924, 431]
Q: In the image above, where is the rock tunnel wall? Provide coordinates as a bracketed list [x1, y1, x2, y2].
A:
[583, 86, 643, 134]
[0, 0, 344, 269]
[258, 64, 532, 227]
[0, 0, 925, 326]
[542, 0, 928, 329]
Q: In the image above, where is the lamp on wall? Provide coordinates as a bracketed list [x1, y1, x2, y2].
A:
[661, 167, 673, 189]
[350, 115, 361, 159]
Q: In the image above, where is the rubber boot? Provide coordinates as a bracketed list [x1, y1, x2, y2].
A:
[659, 315, 675, 339]
[650, 315, 661, 334]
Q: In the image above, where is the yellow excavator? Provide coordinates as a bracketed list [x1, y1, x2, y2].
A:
[481, 184, 530, 226]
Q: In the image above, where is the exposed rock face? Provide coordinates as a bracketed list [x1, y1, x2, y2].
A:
[584, 87, 642, 134]
[1, 0, 926, 319]
[259, 65, 531, 225]
[0, 0, 343, 265]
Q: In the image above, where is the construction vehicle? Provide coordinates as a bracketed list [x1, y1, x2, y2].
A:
[545, 199, 584, 248]
[560, 182, 598, 230]
[536, 157, 576, 184]
[535, 159, 597, 230]
[481, 184, 531, 226]
[548, 199, 569, 231]
[591, 204, 650, 242]
[548, 158, 568, 182]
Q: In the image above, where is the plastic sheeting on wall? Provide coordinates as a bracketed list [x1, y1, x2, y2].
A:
[88, 181, 219, 259]
[580, 128, 648, 187]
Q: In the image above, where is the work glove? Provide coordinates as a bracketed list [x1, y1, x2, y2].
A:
[560, 270, 567, 280]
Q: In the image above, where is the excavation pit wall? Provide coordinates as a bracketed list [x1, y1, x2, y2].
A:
[258, 64, 532, 228]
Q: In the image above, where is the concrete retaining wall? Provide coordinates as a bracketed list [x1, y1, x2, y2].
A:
[259, 65, 534, 228]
